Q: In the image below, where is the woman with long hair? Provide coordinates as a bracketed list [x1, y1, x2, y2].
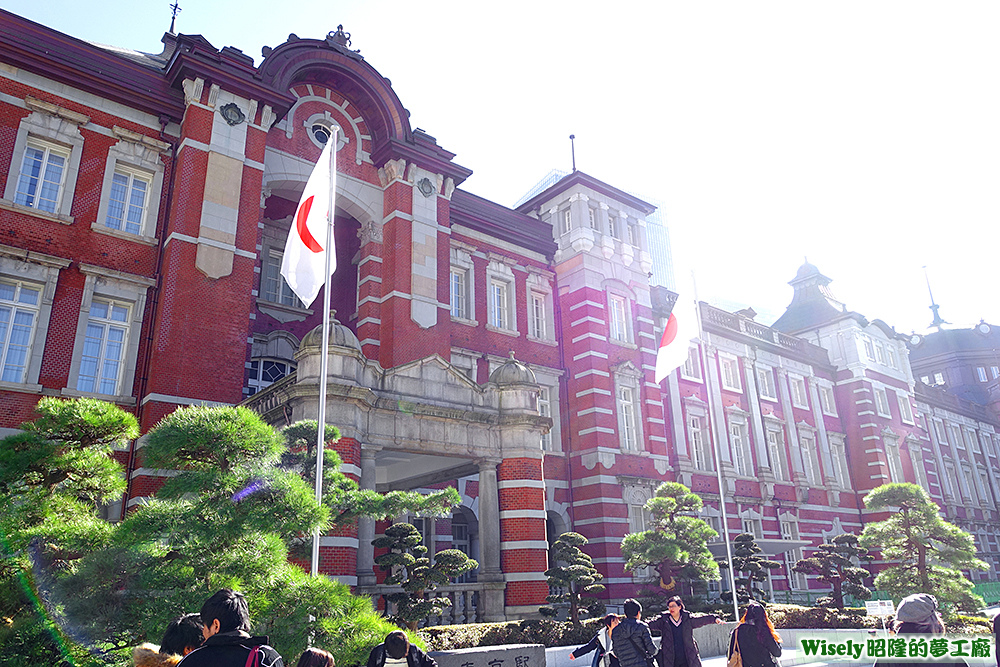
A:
[874, 594, 966, 667]
[726, 602, 781, 667]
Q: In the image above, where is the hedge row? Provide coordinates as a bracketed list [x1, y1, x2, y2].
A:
[418, 606, 993, 650]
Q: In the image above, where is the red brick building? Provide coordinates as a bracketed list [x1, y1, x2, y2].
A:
[2, 10, 1000, 620]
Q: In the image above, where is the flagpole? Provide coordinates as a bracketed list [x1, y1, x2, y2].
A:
[311, 127, 338, 578]
[690, 272, 739, 620]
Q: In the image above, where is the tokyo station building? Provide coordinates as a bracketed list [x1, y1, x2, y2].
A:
[2, 9, 1000, 621]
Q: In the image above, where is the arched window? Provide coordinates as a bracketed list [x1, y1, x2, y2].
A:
[247, 357, 295, 395]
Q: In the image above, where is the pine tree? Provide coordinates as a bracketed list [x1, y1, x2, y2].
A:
[540, 532, 606, 624]
[620, 482, 720, 595]
[723, 533, 781, 603]
[373, 522, 478, 631]
[792, 533, 873, 608]
[859, 482, 987, 611]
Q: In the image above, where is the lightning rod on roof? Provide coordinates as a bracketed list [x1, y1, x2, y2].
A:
[169, 1, 181, 34]
[569, 134, 576, 172]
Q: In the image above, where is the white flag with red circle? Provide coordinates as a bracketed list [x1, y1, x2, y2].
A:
[281, 138, 337, 306]
[655, 288, 699, 383]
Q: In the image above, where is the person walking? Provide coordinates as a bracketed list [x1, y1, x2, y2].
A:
[365, 630, 436, 667]
[647, 596, 723, 667]
[726, 603, 781, 667]
[296, 648, 335, 667]
[612, 600, 656, 667]
[133, 613, 205, 666]
[570, 614, 621, 667]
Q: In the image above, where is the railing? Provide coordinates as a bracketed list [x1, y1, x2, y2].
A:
[367, 583, 485, 626]
[699, 303, 830, 365]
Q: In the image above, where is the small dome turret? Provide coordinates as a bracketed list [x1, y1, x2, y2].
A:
[489, 351, 536, 385]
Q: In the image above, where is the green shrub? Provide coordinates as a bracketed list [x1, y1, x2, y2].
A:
[766, 604, 886, 630]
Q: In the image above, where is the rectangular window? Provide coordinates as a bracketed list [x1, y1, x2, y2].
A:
[979, 367, 989, 382]
[819, 385, 837, 415]
[874, 387, 891, 417]
[609, 295, 629, 342]
[689, 416, 711, 471]
[720, 356, 741, 392]
[966, 429, 979, 453]
[15, 138, 68, 214]
[897, 393, 914, 424]
[801, 435, 820, 485]
[885, 438, 903, 483]
[886, 346, 898, 369]
[105, 167, 150, 235]
[830, 439, 847, 488]
[608, 215, 619, 239]
[263, 250, 301, 307]
[490, 280, 509, 329]
[76, 298, 130, 395]
[562, 209, 572, 234]
[790, 376, 808, 408]
[934, 372, 945, 386]
[681, 346, 701, 380]
[530, 293, 546, 339]
[875, 344, 886, 365]
[981, 471, 993, 506]
[781, 522, 807, 589]
[731, 422, 751, 476]
[620, 387, 639, 451]
[909, 446, 927, 491]
[951, 424, 965, 450]
[741, 518, 761, 539]
[627, 221, 638, 246]
[588, 207, 597, 230]
[992, 366, 1000, 379]
[0, 279, 41, 384]
[538, 386, 552, 451]
[768, 429, 787, 481]
[863, 337, 876, 361]
[757, 367, 776, 400]
[450, 269, 467, 319]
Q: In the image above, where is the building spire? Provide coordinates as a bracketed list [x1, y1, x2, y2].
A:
[923, 266, 947, 330]
[168, 1, 181, 34]
[569, 134, 577, 172]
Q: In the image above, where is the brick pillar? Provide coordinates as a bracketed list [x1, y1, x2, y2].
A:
[498, 456, 549, 615]
[317, 435, 360, 584]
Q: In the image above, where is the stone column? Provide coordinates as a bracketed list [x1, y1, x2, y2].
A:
[356, 445, 380, 588]
[477, 458, 506, 622]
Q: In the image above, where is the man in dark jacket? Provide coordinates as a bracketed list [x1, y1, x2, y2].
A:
[365, 630, 437, 667]
[178, 589, 283, 667]
[612, 599, 656, 667]
[646, 596, 721, 667]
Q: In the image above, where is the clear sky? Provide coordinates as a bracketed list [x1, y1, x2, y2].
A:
[6, 1, 999, 334]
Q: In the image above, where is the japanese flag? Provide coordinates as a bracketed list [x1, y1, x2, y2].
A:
[281, 136, 337, 306]
[655, 280, 699, 384]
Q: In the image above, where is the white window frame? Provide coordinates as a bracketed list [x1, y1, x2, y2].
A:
[561, 208, 572, 235]
[538, 385, 553, 451]
[756, 366, 777, 401]
[93, 127, 167, 243]
[247, 357, 295, 396]
[992, 366, 1000, 379]
[14, 137, 70, 215]
[0, 278, 41, 385]
[688, 411, 713, 471]
[789, 374, 808, 409]
[874, 386, 891, 418]
[907, 440, 927, 492]
[681, 346, 702, 381]
[608, 214, 619, 239]
[627, 219, 638, 247]
[934, 371, 945, 385]
[897, 392, 914, 424]
[829, 433, 848, 490]
[875, 343, 886, 365]
[950, 423, 965, 450]
[64, 264, 152, 403]
[884, 435, 904, 483]
[965, 428, 979, 452]
[819, 384, 837, 416]
[979, 367, 989, 383]
[800, 432, 821, 486]
[886, 345, 898, 369]
[862, 337, 876, 362]
[486, 257, 517, 335]
[741, 517, 762, 539]
[3, 102, 87, 222]
[964, 464, 979, 504]
[449, 243, 476, 324]
[75, 297, 131, 396]
[614, 361, 645, 452]
[729, 416, 752, 477]
[526, 269, 554, 343]
[608, 293, 632, 344]
[781, 520, 807, 589]
[719, 354, 742, 393]
[588, 207, 598, 230]
[767, 427, 788, 481]
[261, 248, 304, 308]
[0, 247, 67, 389]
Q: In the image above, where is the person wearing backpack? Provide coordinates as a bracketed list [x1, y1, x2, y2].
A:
[178, 589, 283, 667]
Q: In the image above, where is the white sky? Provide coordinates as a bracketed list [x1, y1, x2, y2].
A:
[7, 1, 1000, 333]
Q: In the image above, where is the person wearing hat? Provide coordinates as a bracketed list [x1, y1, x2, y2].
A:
[874, 594, 965, 667]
